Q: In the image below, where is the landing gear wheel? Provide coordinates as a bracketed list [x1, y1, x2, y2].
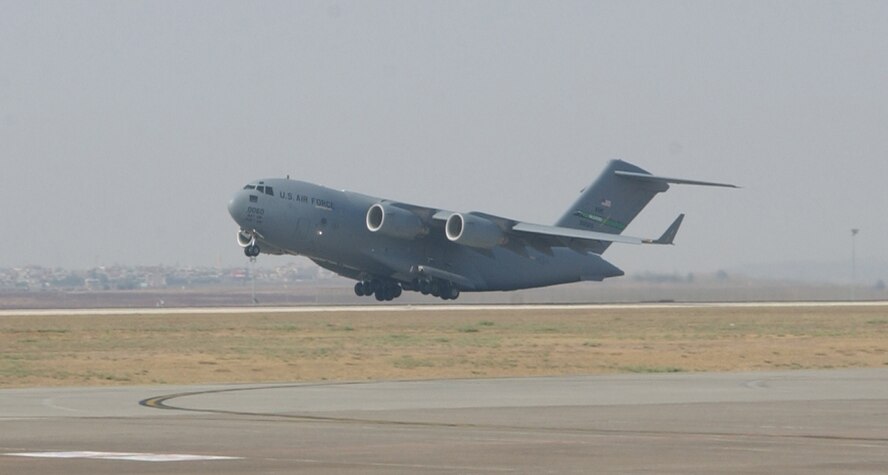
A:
[440, 286, 459, 300]
[359, 279, 403, 302]
[244, 245, 260, 257]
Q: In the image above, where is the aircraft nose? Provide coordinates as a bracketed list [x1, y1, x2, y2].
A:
[228, 191, 247, 225]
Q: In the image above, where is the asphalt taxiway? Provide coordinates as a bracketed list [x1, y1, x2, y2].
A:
[2, 368, 887, 474]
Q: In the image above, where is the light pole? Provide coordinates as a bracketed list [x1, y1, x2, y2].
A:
[851, 228, 859, 300]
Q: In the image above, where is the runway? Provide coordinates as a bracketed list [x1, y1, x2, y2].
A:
[2, 369, 887, 473]
[2, 299, 887, 316]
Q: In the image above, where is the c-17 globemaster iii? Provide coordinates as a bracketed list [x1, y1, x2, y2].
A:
[227, 160, 736, 301]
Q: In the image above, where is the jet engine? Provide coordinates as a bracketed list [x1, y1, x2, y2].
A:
[236, 229, 255, 247]
[366, 203, 427, 239]
[445, 213, 505, 249]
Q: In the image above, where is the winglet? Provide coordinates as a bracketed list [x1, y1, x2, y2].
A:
[644, 214, 685, 245]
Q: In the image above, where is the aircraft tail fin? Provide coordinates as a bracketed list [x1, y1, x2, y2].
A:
[555, 160, 735, 254]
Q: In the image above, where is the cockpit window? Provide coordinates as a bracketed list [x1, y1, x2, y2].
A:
[257, 186, 265, 193]
[265, 186, 274, 196]
[243, 184, 256, 190]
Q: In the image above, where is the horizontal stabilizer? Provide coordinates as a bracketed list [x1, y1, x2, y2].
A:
[644, 214, 684, 245]
[615, 170, 739, 188]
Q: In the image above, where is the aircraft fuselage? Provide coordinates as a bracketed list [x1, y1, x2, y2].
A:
[227, 178, 622, 295]
[227, 160, 735, 301]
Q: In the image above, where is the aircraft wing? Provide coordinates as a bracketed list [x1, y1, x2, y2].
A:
[511, 222, 644, 245]
[385, 201, 452, 226]
[383, 202, 682, 253]
[478, 211, 685, 253]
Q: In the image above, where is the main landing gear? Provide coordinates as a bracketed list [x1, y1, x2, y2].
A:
[354, 278, 460, 301]
[415, 278, 460, 300]
[354, 280, 402, 301]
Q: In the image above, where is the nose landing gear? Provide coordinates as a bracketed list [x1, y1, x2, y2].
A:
[244, 244, 260, 258]
[238, 230, 261, 258]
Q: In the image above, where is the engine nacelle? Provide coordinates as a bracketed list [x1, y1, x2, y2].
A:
[445, 213, 505, 249]
[236, 230, 255, 247]
[366, 203, 427, 239]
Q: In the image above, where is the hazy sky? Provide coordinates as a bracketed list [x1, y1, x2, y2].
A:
[2, 1, 886, 277]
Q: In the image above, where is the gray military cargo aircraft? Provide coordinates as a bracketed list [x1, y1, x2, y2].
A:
[227, 160, 736, 301]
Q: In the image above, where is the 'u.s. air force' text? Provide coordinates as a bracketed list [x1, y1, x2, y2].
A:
[280, 192, 334, 210]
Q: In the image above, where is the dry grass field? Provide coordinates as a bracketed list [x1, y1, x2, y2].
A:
[1, 305, 887, 388]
